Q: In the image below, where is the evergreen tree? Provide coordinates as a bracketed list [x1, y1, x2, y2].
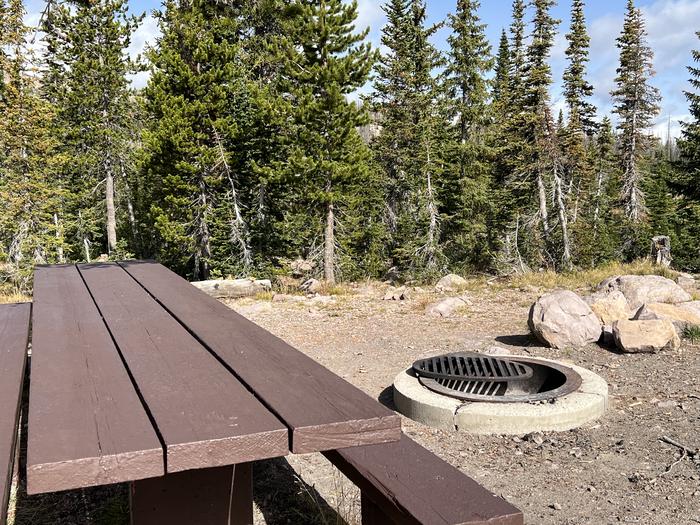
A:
[492, 29, 510, 109]
[140, 0, 257, 279]
[0, 0, 64, 289]
[442, 0, 493, 268]
[277, 0, 378, 284]
[507, 0, 527, 109]
[42, 0, 143, 260]
[371, 0, 445, 276]
[678, 30, 700, 200]
[563, 0, 596, 135]
[611, 0, 661, 224]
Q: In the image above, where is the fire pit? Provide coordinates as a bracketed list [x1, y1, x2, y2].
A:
[394, 352, 608, 434]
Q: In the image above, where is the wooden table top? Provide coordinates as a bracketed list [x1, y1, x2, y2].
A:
[27, 261, 400, 495]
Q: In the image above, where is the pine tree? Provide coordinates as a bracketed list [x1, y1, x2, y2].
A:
[492, 29, 510, 109]
[563, 0, 597, 135]
[371, 0, 445, 276]
[42, 0, 143, 260]
[277, 0, 377, 284]
[141, 0, 257, 279]
[507, 0, 527, 110]
[611, 0, 661, 224]
[678, 31, 700, 200]
[442, 0, 493, 268]
[0, 0, 64, 289]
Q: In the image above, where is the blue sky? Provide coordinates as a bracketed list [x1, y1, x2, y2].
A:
[24, 0, 700, 138]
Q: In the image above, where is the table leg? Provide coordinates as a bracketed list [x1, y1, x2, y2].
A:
[131, 463, 253, 525]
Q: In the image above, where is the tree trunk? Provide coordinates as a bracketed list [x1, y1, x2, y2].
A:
[553, 170, 572, 269]
[105, 169, 117, 254]
[324, 201, 335, 285]
[536, 172, 550, 238]
[54, 213, 65, 263]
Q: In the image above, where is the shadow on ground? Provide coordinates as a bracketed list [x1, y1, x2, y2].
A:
[254, 457, 349, 525]
[495, 333, 538, 347]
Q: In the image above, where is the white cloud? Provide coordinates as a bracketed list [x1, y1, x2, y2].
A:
[576, 0, 700, 136]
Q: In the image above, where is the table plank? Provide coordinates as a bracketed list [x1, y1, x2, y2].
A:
[0, 303, 30, 522]
[120, 260, 401, 453]
[28, 265, 164, 494]
[78, 263, 289, 472]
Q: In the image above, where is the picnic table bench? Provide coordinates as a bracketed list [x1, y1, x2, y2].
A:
[0, 261, 522, 525]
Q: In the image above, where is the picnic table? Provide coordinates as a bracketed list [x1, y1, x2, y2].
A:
[27, 261, 400, 523]
[0, 260, 523, 525]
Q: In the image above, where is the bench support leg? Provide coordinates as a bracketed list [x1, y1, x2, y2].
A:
[131, 463, 253, 525]
[361, 492, 396, 525]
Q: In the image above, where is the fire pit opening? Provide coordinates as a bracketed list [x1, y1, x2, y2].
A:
[412, 353, 582, 403]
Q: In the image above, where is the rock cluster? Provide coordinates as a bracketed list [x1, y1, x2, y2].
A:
[528, 273, 698, 353]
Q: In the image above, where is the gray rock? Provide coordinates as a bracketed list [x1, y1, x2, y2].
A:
[383, 286, 411, 301]
[676, 272, 696, 289]
[679, 301, 700, 317]
[613, 319, 680, 353]
[300, 278, 323, 294]
[587, 291, 632, 325]
[528, 290, 602, 349]
[191, 278, 271, 299]
[596, 275, 692, 309]
[435, 274, 468, 293]
[425, 296, 471, 318]
[633, 302, 700, 331]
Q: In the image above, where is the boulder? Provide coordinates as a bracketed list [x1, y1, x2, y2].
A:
[588, 291, 632, 325]
[633, 302, 700, 331]
[300, 278, 323, 294]
[425, 296, 471, 318]
[612, 319, 680, 353]
[191, 278, 271, 299]
[596, 275, 692, 309]
[679, 301, 700, 317]
[383, 286, 411, 301]
[528, 290, 602, 349]
[435, 274, 468, 293]
[290, 258, 316, 277]
[676, 272, 696, 289]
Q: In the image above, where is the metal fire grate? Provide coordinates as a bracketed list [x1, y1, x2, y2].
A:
[413, 354, 533, 382]
[412, 352, 582, 403]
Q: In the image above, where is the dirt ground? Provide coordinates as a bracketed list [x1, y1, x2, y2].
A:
[9, 279, 700, 525]
[231, 282, 700, 525]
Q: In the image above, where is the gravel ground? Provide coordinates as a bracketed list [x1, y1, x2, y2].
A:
[233, 282, 700, 525]
[9, 280, 700, 524]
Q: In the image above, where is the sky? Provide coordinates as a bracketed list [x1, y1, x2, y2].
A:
[23, 0, 700, 139]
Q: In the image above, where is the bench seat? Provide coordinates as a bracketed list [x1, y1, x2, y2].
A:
[0, 303, 31, 524]
[324, 434, 523, 525]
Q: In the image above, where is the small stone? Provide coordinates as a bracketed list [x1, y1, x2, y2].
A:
[525, 432, 544, 445]
[435, 273, 468, 292]
[657, 400, 678, 409]
[550, 503, 562, 511]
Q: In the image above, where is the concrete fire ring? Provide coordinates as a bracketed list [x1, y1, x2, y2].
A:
[393, 357, 608, 434]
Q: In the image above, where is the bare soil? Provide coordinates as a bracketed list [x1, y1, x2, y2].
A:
[9, 280, 700, 524]
[232, 282, 700, 525]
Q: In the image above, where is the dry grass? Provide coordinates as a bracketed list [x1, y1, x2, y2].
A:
[499, 259, 680, 293]
[0, 292, 30, 304]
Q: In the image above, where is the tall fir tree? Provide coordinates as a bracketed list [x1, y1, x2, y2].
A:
[442, 0, 493, 269]
[372, 0, 446, 276]
[492, 29, 510, 110]
[611, 0, 661, 225]
[140, 0, 258, 279]
[563, 0, 596, 135]
[276, 0, 378, 284]
[0, 0, 64, 289]
[42, 0, 143, 260]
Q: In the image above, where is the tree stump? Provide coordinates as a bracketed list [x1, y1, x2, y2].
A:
[651, 236, 672, 267]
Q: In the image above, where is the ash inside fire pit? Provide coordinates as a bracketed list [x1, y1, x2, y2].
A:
[412, 352, 582, 403]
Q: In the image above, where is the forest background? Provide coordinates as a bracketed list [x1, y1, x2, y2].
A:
[2, 0, 700, 292]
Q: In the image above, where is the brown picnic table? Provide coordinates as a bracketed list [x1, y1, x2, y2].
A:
[27, 261, 401, 523]
[2, 260, 523, 525]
